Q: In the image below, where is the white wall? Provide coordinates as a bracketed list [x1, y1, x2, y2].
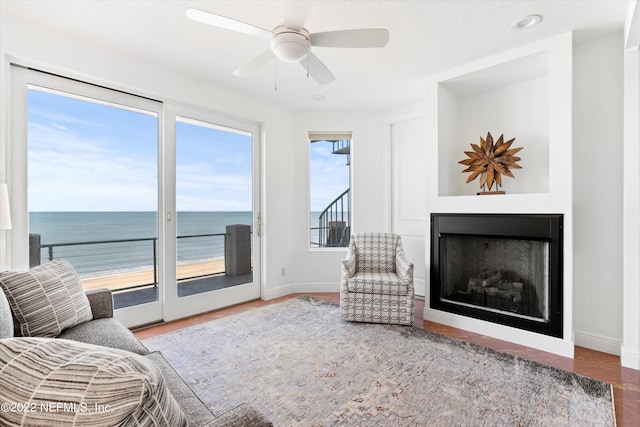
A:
[572, 33, 625, 355]
[454, 76, 550, 196]
[262, 111, 385, 299]
[622, 0, 640, 369]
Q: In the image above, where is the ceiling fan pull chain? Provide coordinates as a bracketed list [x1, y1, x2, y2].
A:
[274, 58, 278, 92]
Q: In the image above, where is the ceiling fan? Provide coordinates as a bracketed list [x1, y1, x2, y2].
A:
[186, 2, 389, 85]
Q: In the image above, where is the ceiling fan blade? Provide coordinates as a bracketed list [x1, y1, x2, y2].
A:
[310, 29, 389, 48]
[233, 50, 275, 77]
[300, 52, 335, 85]
[283, 1, 311, 30]
[186, 8, 271, 39]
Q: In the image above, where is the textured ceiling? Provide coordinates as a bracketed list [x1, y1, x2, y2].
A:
[0, 0, 630, 111]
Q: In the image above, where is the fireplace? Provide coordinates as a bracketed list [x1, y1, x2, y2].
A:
[430, 213, 563, 338]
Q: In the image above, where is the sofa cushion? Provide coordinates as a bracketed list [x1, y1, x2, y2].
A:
[0, 287, 13, 338]
[58, 317, 149, 355]
[0, 259, 92, 337]
[0, 338, 187, 427]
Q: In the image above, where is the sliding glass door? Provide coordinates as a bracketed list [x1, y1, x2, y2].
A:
[162, 107, 260, 320]
[10, 67, 163, 326]
[10, 66, 261, 327]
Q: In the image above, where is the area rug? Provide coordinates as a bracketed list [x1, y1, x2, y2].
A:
[143, 296, 616, 426]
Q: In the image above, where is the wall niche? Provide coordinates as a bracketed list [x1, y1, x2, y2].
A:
[437, 50, 551, 197]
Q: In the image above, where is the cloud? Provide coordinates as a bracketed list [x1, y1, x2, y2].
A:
[29, 105, 105, 129]
[176, 162, 252, 211]
[28, 120, 158, 211]
[175, 121, 253, 211]
[28, 122, 252, 212]
[28, 90, 254, 213]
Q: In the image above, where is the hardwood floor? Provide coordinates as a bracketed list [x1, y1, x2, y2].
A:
[135, 293, 640, 426]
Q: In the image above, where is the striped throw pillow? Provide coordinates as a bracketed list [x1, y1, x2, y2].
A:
[0, 338, 187, 427]
[0, 259, 93, 337]
[0, 287, 12, 338]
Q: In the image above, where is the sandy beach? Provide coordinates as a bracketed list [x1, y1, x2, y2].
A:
[81, 259, 226, 291]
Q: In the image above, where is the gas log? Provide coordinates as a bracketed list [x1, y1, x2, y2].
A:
[464, 270, 525, 312]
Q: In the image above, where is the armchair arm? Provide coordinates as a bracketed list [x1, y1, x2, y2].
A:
[395, 245, 414, 284]
[341, 239, 357, 278]
[85, 288, 114, 319]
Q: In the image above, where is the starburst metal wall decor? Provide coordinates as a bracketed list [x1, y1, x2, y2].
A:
[459, 132, 523, 194]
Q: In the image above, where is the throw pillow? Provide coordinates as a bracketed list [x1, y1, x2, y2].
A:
[0, 338, 187, 427]
[0, 287, 13, 338]
[0, 259, 92, 337]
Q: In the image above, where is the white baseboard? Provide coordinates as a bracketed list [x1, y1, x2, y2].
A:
[262, 282, 340, 300]
[621, 348, 640, 370]
[413, 277, 426, 298]
[573, 330, 621, 356]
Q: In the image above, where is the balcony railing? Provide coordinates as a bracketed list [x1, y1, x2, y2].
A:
[39, 233, 228, 292]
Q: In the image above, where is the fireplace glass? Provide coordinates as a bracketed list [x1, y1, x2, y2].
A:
[439, 236, 549, 323]
[430, 213, 562, 337]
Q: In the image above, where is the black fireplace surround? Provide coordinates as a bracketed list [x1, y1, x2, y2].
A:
[430, 213, 563, 338]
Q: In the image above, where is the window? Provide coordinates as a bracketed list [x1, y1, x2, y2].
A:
[309, 132, 351, 248]
[26, 85, 160, 307]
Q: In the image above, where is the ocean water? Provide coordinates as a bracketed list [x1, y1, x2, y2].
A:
[29, 211, 252, 276]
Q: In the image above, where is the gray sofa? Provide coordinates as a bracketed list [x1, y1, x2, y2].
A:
[0, 259, 271, 427]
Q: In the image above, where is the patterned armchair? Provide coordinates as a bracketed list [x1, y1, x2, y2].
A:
[340, 233, 414, 325]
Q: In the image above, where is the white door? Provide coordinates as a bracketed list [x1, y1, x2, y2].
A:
[161, 105, 261, 322]
[390, 117, 427, 297]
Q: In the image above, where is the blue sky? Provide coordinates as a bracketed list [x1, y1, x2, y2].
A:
[27, 86, 348, 213]
[309, 140, 350, 212]
[176, 119, 252, 211]
[28, 87, 252, 212]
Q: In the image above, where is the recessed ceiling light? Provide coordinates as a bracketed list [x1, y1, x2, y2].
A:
[512, 14, 542, 30]
[311, 94, 327, 102]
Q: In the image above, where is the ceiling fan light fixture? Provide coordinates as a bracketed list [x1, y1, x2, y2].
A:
[270, 26, 310, 63]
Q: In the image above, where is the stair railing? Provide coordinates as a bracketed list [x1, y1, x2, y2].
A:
[318, 188, 350, 247]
